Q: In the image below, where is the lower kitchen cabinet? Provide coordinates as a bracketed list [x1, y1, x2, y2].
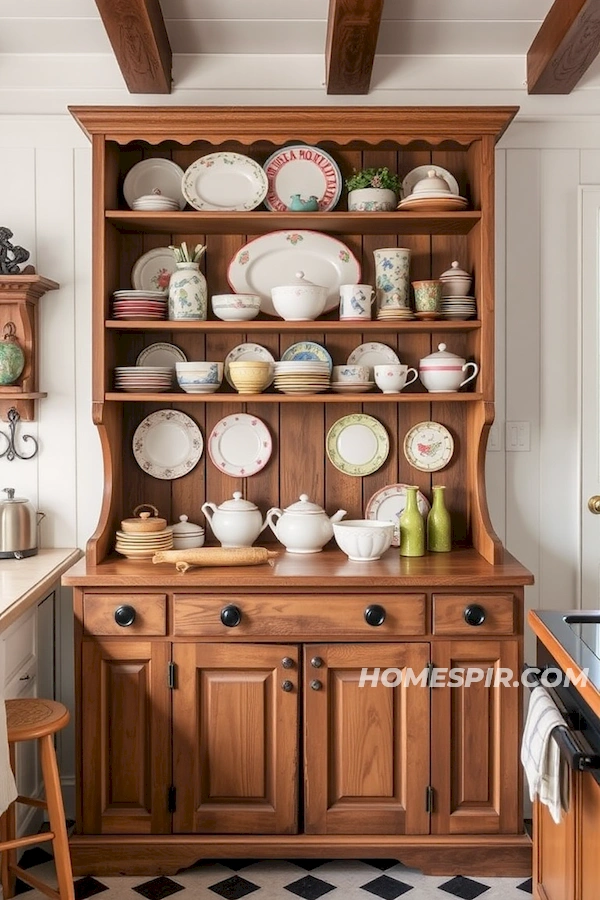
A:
[579, 772, 600, 900]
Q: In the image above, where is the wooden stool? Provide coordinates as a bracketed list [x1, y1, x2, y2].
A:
[0, 699, 74, 900]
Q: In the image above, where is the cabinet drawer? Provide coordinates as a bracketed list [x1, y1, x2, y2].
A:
[3, 610, 35, 685]
[83, 594, 167, 636]
[173, 594, 426, 637]
[433, 593, 515, 635]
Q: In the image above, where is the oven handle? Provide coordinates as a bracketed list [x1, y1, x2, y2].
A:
[524, 664, 600, 772]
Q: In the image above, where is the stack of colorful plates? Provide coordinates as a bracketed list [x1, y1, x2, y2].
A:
[376, 306, 415, 321]
[440, 297, 477, 320]
[115, 527, 173, 560]
[132, 193, 180, 211]
[112, 290, 168, 320]
[114, 366, 174, 392]
[273, 361, 330, 395]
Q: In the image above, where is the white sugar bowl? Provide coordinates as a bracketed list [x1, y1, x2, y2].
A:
[171, 515, 205, 550]
[419, 343, 479, 393]
[439, 261, 472, 297]
[412, 169, 452, 195]
[271, 271, 328, 321]
[201, 492, 268, 548]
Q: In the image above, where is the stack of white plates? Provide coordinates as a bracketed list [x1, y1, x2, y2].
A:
[273, 361, 330, 395]
[114, 366, 174, 392]
[376, 307, 415, 321]
[440, 297, 477, 320]
[113, 290, 168, 320]
[115, 527, 173, 559]
[132, 193, 180, 211]
[330, 379, 375, 394]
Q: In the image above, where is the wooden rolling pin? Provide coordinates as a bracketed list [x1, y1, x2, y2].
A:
[152, 547, 278, 573]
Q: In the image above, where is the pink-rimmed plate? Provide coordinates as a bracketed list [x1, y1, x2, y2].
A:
[208, 413, 272, 477]
[262, 144, 342, 212]
[365, 483, 431, 546]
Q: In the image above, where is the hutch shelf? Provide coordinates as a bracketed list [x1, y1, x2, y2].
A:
[63, 106, 533, 879]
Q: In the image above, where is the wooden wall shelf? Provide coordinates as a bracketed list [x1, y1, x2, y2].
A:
[105, 391, 483, 403]
[105, 319, 482, 333]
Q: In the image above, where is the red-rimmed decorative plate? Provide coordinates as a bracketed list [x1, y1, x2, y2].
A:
[262, 144, 342, 212]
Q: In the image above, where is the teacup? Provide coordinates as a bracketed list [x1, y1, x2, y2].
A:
[332, 365, 370, 383]
[412, 279, 442, 317]
[339, 284, 376, 321]
[374, 364, 418, 394]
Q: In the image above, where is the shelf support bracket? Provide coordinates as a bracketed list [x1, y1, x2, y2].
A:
[0, 408, 39, 461]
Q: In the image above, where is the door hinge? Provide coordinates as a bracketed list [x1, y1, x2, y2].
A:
[168, 661, 176, 689]
[425, 785, 434, 814]
[168, 785, 176, 813]
[426, 662, 435, 687]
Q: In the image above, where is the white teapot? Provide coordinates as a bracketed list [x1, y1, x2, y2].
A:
[266, 494, 346, 554]
[201, 492, 268, 548]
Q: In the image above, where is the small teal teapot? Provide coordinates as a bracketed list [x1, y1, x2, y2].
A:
[288, 194, 319, 212]
[0, 322, 25, 386]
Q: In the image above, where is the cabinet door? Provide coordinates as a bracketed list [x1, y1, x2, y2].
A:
[533, 788, 576, 900]
[580, 771, 600, 900]
[172, 643, 298, 834]
[304, 643, 430, 835]
[81, 640, 171, 834]
[431, 640, 521, 833]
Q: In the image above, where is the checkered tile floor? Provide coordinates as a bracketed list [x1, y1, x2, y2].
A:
[14, 848, 532, 900]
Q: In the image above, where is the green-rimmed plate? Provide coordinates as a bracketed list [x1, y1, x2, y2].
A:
[326, 414, 389, 477]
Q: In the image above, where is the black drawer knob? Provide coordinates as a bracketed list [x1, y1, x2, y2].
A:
[282, 657, 294, 669]
[364, 604, 386, 627]
[281, 680, 294, 692]
[310, 680, 323, 691]
[464, 604, 486, 627]
[220, 604, 242, 627]
[114, 605, 136, 627]
[310, 657, 323, 668]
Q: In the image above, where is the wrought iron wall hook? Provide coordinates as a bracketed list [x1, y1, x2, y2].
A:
[0, 408, 39, 461]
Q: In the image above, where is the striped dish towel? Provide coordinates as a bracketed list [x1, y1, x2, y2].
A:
[521, 685, 568, 824]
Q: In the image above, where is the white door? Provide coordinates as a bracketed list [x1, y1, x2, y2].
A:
[580, 187, 600, 610]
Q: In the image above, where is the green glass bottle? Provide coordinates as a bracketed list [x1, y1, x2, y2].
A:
[427, 485, 452, 552]
[399, 486, 425, 557]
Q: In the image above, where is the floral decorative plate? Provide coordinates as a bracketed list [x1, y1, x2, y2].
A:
[280, 341, 333, 372]
[326, 414, 389, 477]
[208, 413, 272, 477]
[224, 343, 275, 388]
[136, 342, 187, 368]
[346, 342, 400, 374]
[132, 410, 203, 480]
[365, 484, 431, 546]
[403, 421, 454, 472]
[181, 152, 268, 211]
[227, 230, 361, 317]
[262, 144, 342, 212]
[123, 158, 186, 210]
[131, 248, 176, 293]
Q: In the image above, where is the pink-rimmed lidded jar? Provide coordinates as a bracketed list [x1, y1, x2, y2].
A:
[419, 343, 479, 393]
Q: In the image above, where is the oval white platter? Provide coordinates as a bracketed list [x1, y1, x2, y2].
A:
[224, 343, 275, 388]
[208, 413, 272, 477]
[182, 152, 268, 211]
[227, 230, 361, 317]
[123, 158, 186, 210]
[131, 248, 176, 293]
[326, 414, 389, 477]
[403, 421, 454, 472]
[262, 144, 342, 212]
[365, 483, 431, 547]
[132, 410, 203, 480]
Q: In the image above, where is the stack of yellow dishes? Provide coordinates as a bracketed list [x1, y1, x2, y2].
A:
[115, 505, 174, 559]
[273, 361, 330, 394]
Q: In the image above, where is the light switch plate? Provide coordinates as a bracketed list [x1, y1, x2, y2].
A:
[506, 421, 531, 452]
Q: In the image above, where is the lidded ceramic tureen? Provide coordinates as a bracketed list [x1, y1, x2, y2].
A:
[412, 169, 452, 195]
[266, 494, 346, 554]
[438, 260, 472, 297]
[171, 514, 205, 550]
[418, 343, 479, 393]
[271, 271, 328, 321]
[201, 491, 267, 548]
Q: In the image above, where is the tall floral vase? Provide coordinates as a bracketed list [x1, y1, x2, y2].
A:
[373, 247, 411, 313]
[168, 262, 207, 321]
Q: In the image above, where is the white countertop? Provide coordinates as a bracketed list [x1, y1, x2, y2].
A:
[0, 548, 81, 631]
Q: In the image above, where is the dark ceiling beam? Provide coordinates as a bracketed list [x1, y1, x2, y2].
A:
[325, 0, 385, 95]
[95, 0, 172, 94]
[527, 0, 600, 94]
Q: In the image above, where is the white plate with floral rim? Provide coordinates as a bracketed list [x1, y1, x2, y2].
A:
[123, 158, 186, 210]
[403, 421, 454, 472]
[346, 342, 400, 375]
[326, 414, 389, 477]
[227, 230, 361, 317]
[208, 413, 272, 477]
[132, 410, 203, 480]
[280, 341, 333, 372]
[224, 343, 276, 388]
[182, 152, 268, 211]
[131, 248, 176, 293]
[401, 164, 460, 199]
[262, 144, 342, 212]
[365, 483, 431, 546]
[136, 342, 188, 369]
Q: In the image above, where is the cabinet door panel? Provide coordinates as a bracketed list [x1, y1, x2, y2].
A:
[533, 791, 576, 900]
[173, 643, 298, 834]
[580, 772, 600, 900]
[431, 639, 521, 834]
[304, 643, 430, 835]
[81, 640, 171, 834]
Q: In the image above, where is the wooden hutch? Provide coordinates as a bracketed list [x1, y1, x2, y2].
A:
[63, 107, 533, 877]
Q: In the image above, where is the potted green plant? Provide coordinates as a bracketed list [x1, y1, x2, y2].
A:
[345, 167, 401, 211]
